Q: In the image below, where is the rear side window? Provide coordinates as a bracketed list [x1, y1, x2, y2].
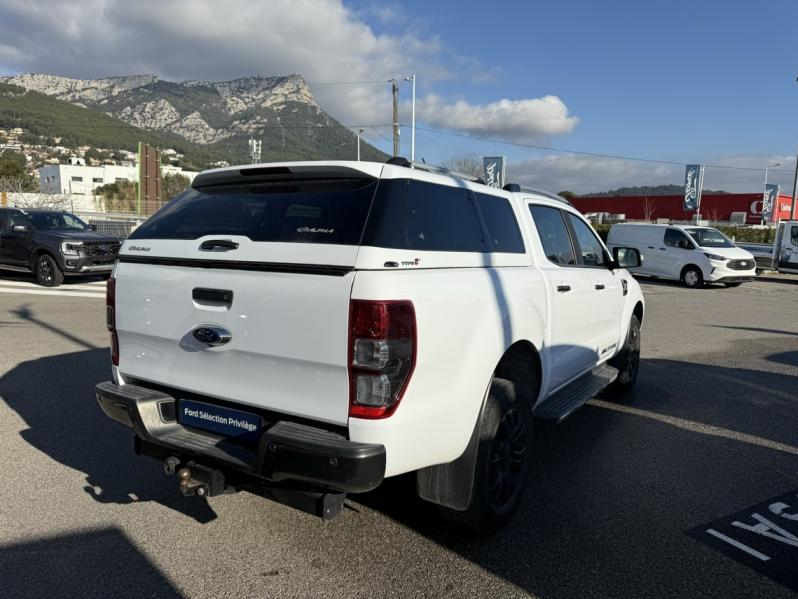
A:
[129, 178, 377, 244]
[405, 180, 486, 252]
[475, 193, 525, 253]
[566, 213, 607, 267]
[529, 205, 576, 265]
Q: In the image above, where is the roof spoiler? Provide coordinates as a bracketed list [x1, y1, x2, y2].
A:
[192, 164, 376, 189]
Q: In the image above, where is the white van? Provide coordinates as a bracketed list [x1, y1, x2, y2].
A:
[607, 223, 757, 288]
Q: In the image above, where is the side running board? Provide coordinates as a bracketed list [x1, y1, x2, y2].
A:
[533, 365, 619, 423]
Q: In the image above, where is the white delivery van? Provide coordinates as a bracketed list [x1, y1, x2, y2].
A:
[607, 223, 757, 288]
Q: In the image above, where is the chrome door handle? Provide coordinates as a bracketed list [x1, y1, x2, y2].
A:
[556, 285, 571, 293]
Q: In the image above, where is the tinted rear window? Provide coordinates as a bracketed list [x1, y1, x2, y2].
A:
[475, 193, 525, 253]
[129, 178, 377, 244]
[405, 180, 486, 252]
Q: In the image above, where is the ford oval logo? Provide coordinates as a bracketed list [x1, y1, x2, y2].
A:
[192, 325, 232, 347]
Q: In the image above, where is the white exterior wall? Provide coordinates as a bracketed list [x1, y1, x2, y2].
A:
[39, 164, 137, 195]
[38, 164, 198, 195]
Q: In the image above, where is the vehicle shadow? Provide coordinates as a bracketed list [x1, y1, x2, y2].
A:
[0, 527, 184, 598]
[351, 358, 798, 598]
[0, 348, 217, 523]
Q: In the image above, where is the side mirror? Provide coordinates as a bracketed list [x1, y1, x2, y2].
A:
[12, 225, 28, 233]
[613, 247, 642, 269]
[678, 239, 693, 250]
[87, 224, 97, 231]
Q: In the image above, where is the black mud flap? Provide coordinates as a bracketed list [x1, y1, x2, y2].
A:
[415, 409, 482, 511]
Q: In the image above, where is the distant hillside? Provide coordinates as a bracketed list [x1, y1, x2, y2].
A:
[581, 184, 728, 197]
[0, 82, 223, 170]
[1, 73, 387, 165]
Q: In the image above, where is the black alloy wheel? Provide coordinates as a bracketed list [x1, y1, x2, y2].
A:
[35, 254, 64, 287]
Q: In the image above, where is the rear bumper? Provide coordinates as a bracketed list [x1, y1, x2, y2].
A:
[95, 381, 385, 494]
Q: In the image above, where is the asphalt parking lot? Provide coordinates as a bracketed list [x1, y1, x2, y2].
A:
[0, 273, 796, 598]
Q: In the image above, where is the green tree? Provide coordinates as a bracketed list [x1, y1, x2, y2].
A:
[557, 190, 577, 201]
[95, 180, 138, 212]
[162, 172, 191, 201]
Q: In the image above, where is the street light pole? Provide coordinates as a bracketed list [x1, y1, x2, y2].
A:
[404, 74, 416, 163]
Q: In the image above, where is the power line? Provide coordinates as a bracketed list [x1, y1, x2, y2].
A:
[307, 80, 390, 87]
[405, 124, 796, 174]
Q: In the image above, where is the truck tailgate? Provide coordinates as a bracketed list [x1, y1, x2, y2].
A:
[114, 256, 355, 426]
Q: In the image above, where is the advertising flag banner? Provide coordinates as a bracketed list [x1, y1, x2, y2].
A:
[763, 183, 779, 222]
[483, 156, 506, 189]
[683, 164, 703, 212]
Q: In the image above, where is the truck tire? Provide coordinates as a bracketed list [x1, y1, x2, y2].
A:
[441, 377, 533, 535]
[608, 315, 641, 394]
[681, 265, 703, 288]
[35, 254, 64, 287]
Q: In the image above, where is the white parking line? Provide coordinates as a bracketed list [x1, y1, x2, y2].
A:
[0, 280, 106, 291]
[0, 280, 106, 299]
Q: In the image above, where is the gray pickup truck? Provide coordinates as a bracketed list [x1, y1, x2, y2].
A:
[0, 207, 121, 286]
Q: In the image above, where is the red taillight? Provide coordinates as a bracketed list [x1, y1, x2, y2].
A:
[106, 277, 118, 366]
[348, 300, 416, 419]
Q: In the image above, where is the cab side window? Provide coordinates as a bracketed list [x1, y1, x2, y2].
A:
[566, 213, 607, 267]
[0, 211, 7, 230]
[664, 229, 693, 249]
[791, 226, 798, 246]
[529, 205, 576, 265]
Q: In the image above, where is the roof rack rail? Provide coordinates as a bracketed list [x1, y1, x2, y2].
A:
[502, 183, 573, 206]
[385, 156, 486, 185]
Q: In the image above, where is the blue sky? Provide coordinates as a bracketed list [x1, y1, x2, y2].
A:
[1, 0, 797, 192]
[352, 0, 798, 191]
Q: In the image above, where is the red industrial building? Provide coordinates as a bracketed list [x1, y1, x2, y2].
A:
[571, 192, 796, 224]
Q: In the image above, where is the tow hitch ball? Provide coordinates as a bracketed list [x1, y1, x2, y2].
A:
[163, 456, 227, 497]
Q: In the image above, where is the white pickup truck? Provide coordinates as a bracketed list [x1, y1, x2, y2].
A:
[737, 220, 798, 275]
[96, 159, 645, 533]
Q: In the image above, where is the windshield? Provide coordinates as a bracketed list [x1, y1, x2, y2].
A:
[29, 212, 89, 232]
[684, 227, 733, 248]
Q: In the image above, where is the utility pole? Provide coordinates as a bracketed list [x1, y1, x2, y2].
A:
[248, 138, 262, 164]
[404, 75, 416, 163]
[791, 147, 798, 220]
[357, 128, 364, 161]
[391, 79, 400, 157]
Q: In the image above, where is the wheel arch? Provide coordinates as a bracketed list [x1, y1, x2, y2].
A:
[633, 300, 644, 326]
[416, 338, 542, 511]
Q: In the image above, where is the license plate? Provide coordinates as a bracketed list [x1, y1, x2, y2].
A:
[178, 399, 262, 443]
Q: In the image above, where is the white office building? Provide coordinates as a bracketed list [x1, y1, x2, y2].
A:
[38, 164, 198, 195]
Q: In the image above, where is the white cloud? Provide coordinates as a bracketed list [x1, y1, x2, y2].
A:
[416, 94, 578, 142]
[506, 154, 796, 195]
[0, 0, 446, 127]
[0, 0, 578, 144]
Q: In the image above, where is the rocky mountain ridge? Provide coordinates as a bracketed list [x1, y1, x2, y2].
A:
[1, 73, 324, 145]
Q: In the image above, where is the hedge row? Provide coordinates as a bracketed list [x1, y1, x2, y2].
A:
[592, 223, 775, 244]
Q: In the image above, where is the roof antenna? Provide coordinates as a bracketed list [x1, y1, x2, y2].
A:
[421, 157, 426, 163]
